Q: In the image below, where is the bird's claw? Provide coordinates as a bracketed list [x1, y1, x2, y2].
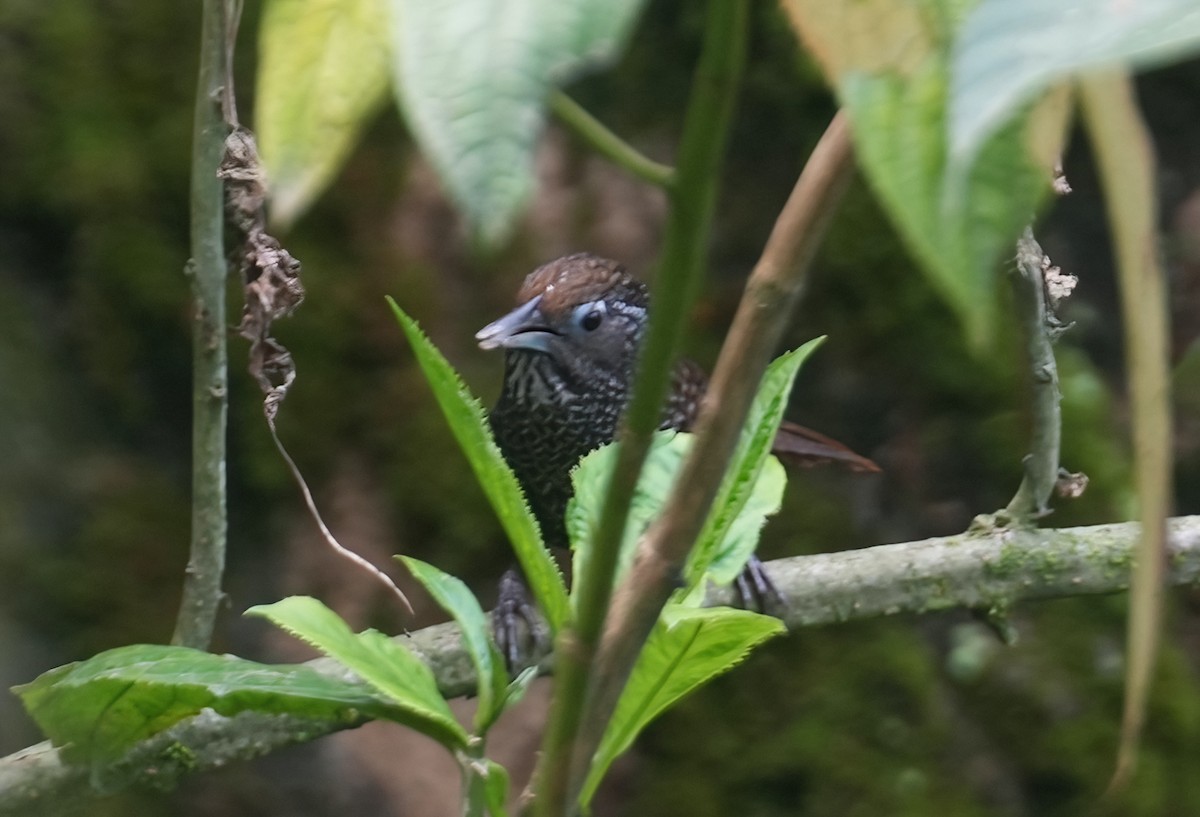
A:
[733, 554, 786, 613]
[492, 569, 548, 675]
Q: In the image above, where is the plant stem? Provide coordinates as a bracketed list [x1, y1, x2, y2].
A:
[172, 0, 234, 649]
[573, 110, 855, 795]
[533, 2, 749, 814]
[548, 91, 675, 188]
[1004, 229, 1062, 521]
[461, 742, 488, 817]
[1080, 70, 1172, 793]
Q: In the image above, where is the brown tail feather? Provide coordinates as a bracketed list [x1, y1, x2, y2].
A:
[771, 420, 880, 473]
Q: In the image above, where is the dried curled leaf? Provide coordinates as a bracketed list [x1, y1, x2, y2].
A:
[219, 128, 306, 416]
[219, 126, 410, 616]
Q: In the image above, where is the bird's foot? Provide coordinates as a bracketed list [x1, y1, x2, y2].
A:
[733, 554, 786, 614]
[491, 568, 549, 675]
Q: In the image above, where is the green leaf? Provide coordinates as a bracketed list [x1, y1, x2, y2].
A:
[247, 596, 468, 749]
[568, 345, 818, 606]
[481, 758, 511, 817]
[14, 644, 419, 765]
[781, 0, 1069, 343]
[950, 0, 1200, 168]
[387, 0, 647, 243]
[388, 299, 569, 633]
[686, 340, 820, 587]
[257, 0, 391, 228]
[579, 606, 785, 806]
[399, 556, 508, 732]
[567, 431, 690, 615]
[500, 666, 539, 715]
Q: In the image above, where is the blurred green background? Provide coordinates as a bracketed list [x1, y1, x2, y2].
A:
[2, 1, 1200, 815]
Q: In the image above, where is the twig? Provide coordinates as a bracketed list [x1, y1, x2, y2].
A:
[1003, 229, 1067, 521]
[548, 91, 675, 189]
[6, 516, 1200, 817]
[570, 109, 856, 800]
[172, 0, 238, 650]
[532, 2, 750, 813]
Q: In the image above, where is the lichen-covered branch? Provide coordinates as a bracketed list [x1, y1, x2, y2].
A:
[5, 516, 1198, 816]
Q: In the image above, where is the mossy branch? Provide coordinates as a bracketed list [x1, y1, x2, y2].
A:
[4, 516, 1199, 817]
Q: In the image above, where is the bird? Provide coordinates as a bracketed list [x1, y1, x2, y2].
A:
[477, 253, 877, 665]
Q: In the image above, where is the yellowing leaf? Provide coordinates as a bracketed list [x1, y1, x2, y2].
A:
[257, 0, 391, 227]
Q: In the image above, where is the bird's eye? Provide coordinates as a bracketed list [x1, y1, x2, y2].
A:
[573, 301, 606, 332]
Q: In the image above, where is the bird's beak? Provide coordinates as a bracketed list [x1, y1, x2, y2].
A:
[476, 295, 556, 353]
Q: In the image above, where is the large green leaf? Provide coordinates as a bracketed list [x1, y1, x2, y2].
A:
[399, 556, 508, 732]
[950, 0, 1200, 167]
[14, 644, 416, 765]
[579, 605, 786, 806]
[388, 299, 569, 632]
[386, 0, 647, 242]
[247, 596, 468, 750]
[686, 340, 820, 587]
[781, 0, 1070, 343]
[257, 0, 391, 228]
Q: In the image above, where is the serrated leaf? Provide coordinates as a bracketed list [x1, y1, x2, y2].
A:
[781, 0, 1069, 344]
[567, 431, 688, 615]
[579, 606, 785, 806]
[388, 299, 569, 633]
[399, 556, 508, 732]
[386, 0, 647, 242]
[686, 340, 821, 587]
[247, 596, 468, 749]
[257, 0, 391, 228]
[950, 0, 1200, 168]
[701, 456, 786, 585]
[13, 644, 416, 765]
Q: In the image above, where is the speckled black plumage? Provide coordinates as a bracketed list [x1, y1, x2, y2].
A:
[485, 254, 683, 548]
[479, 254, 878, 666]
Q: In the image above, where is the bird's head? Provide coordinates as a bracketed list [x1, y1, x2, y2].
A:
[476, 254, 648, 396]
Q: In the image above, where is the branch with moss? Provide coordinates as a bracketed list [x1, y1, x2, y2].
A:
[5, 515, 1198, 817]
